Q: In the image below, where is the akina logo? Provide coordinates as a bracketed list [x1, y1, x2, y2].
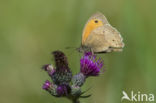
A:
[121, 91, 154, 102]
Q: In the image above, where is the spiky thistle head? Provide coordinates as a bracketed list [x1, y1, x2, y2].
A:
[51, 51, 72, 85]
[80, 52, 104, 77]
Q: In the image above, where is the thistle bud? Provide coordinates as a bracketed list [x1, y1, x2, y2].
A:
[56, 84, 71, 96]
[42, 64, 55, 76]
[72, 73, 86, 87]
[51, 51, 72, 85]
[71, 85, 81, 96]
[42, 80, 57, 96]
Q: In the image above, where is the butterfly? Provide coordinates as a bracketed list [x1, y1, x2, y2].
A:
[78, 12, 124, 53]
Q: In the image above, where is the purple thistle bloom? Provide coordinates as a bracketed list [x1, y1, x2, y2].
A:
[41, 50, 106, 102]
[42, 64, 55, 76]
[56, 84, 71, 96]
[80, 52, 104, 77]
[42, 80, 51, 90]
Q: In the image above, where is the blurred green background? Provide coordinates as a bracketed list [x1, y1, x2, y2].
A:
[0, 0, 156, 103]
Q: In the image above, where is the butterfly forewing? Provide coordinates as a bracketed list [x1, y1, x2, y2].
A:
[81, 12, 124, 53]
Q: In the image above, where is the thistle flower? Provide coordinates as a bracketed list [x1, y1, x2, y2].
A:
[42, 64, 55, 76]
[52, 51, 69, 71]
[42, 80, 51, 90]
[42, 50, 105, 103]
[42, 80, 58, 96]
[80, 52, 104, 77]
[56, 84, 71, 96]
[51, 51, 72, 85]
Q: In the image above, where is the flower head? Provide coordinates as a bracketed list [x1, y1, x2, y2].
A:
[42, 64, 55, 76]
[56, 84, 71, 96]
[51, 51, 72, 85]
[42, 50, 105, 102]
[52, 51, 69, 71]
[80, 52, 104, 77]
[72, 73, 86, 87]
[42, 80, 51, 90]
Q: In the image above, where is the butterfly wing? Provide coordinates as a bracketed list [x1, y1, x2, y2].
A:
[82, 12, 109, 45]
[83, 25, 124, 53]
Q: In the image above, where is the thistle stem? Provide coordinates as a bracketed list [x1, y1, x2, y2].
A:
[72, 99, 80, 103]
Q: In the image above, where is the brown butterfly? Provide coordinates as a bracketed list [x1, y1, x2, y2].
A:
[78, 12, 124, 53]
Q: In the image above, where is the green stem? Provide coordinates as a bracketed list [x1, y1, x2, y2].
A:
[72, 99, 80, 103]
